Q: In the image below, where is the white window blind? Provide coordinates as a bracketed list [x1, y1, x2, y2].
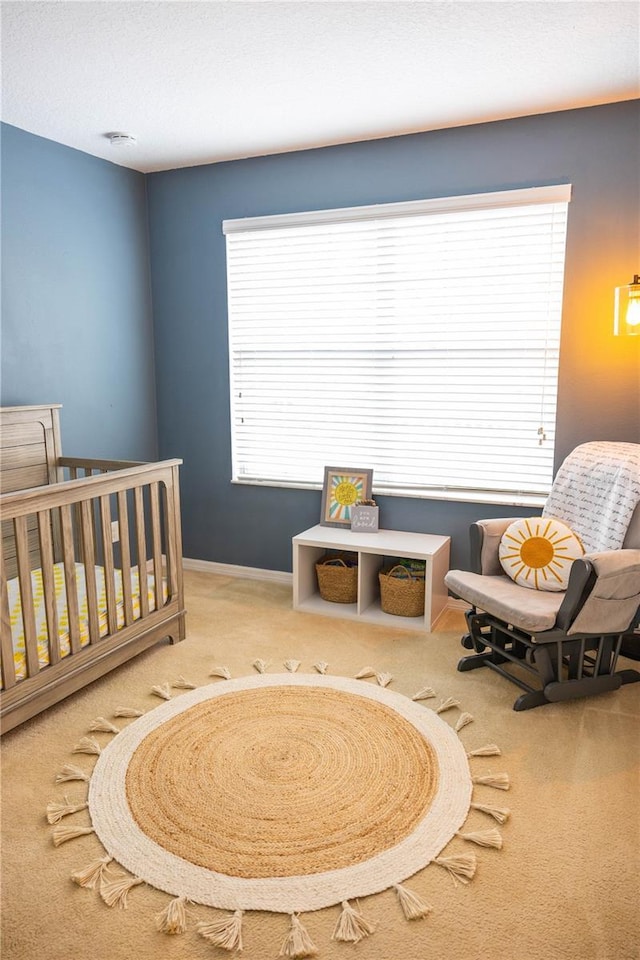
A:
[223, 185, 570, 503]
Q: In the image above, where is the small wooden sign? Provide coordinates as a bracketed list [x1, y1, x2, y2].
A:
[350, 504, 379, 533]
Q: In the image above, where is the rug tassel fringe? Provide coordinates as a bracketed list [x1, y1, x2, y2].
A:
[72, 737, 101, 756]
[332, 900, 376, 943]
[52, 825, 95, 847]
[284, 659, 301, 673]
[313, 661, 328, 674]
[458, 828, 503, 849]
[455, 712, 474, 731]
[412, 686, 436, 701]
[55, 764, 90, 783]
[355, 667, 376, 679]
[71, 855, 113, 889]
[467, 744, 501, 757]
[114, 707, 144, 718]
[436, 697, 460, 714]
[151, 683, 172, 700]
[88, 717, 119, 734]
[279, 913, 318, 958]
[253, 659, 270, 673]
[46, 798, 88, 824]
[393, 884, 432, 920]
[434, 853, 477, 885]
[100, 874, 144, 908]
[376, 672, 393, 687]
[155, 896, 189, 934]
[197, 909, 244, 951]
[470, 801, 511, 824]
[209, 665, 232, 680]
[173, 676, 197, 689]
[472, 772, 510, 790]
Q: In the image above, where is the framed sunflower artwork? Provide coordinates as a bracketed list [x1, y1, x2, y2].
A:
[320, 467, 373, 528]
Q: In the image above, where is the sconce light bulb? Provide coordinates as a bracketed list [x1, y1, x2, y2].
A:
[614, 275, 640, 336]
[626, 298, 640, 328]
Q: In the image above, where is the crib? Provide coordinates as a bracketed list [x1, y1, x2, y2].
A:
[1, 404, 186, 733]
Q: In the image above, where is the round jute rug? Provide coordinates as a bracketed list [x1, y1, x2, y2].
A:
[88, 674, 472, 913]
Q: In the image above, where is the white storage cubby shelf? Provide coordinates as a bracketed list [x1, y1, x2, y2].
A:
[292, 525, 451, 631]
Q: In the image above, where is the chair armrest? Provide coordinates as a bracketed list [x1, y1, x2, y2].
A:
[559, 550, 640, 635]
[470, 518, 523, 575]
[555, 558, 597, 631]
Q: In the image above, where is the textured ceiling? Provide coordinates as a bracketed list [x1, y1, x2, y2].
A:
[1, 1, 639, 173]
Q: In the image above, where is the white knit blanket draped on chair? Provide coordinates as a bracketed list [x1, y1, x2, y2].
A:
[542, 441, 640, 554]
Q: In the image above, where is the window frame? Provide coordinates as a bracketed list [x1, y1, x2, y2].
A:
[223, 184, 571, 507]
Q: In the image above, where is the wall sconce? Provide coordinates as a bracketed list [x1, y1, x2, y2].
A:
[614, 274, 640, 336]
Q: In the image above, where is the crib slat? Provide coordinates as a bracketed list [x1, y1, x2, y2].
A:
[168, 463, 184, 613]
[149, 483, 163, 611]
[80, 500, 99, 642]
[60, 504, 81, 655]
[0, 547, 17, 690]
[162, 480, 178, 598]
[99, 495, 118, 635]
[72, 497, 84, 567]
[133, 486, 149, 619]
[14, 516, 40, 678]
[117, 490, 134, 625]
[37, 510, 60, 665]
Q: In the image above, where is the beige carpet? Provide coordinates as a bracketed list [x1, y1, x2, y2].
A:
[2, 569, 639, 960]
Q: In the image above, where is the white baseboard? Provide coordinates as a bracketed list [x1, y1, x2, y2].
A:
[183, 557, 467, 612]
[183, 557, 293, 585]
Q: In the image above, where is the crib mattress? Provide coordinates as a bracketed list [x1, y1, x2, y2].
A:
[7, 562, 166, 682]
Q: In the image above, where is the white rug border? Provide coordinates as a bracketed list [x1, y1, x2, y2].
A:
[89, 674, 472, 913]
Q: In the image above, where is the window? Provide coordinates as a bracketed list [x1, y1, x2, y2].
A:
[223, 185, 570, 505]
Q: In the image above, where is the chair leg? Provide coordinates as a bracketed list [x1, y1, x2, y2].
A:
[513, 689, 551, 711]
[619, 668, 640, 685]
[462, 612, 512, 657]
[544, 673, 623, 702]
[458, 650, 508, 672]
[531, 645, 557, 686]
[620, 630, 640, 661]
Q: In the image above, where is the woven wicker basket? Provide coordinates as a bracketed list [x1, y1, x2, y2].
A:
[379, 563, 425, 617]
[316, 553, 358, 603]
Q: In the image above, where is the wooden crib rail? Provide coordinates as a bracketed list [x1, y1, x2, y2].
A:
[0, 458, 184, 711]
[1, 458, 182, 512]
[59, 457, 146, 476]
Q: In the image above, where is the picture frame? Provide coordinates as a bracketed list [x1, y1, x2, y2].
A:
[320, 466, 374, 527]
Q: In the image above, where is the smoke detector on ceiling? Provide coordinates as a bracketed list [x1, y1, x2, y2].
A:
[106, 132, 137, 148]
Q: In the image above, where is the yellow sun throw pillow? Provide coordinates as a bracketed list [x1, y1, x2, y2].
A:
[498, 517, 585, 592]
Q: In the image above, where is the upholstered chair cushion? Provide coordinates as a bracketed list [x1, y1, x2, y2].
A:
[444, 569, 564, 633]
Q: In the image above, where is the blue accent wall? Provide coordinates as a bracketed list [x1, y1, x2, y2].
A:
[1, 123, 158, 459]
[2, 104, 638, 572]
[147, 101, 639, 571]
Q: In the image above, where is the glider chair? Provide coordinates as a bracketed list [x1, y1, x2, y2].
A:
[445, 442, 640, 711]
